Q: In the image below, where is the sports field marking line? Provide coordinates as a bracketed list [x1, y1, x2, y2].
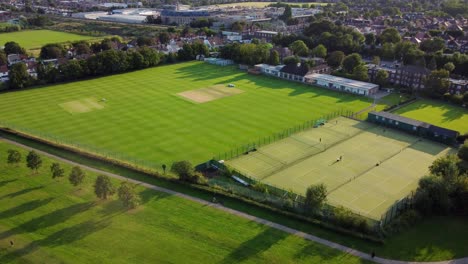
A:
[327, 136, 423, 196]
[2, 137, 467, 264]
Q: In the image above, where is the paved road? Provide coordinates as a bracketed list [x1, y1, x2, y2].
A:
[2, 137, 467, 264]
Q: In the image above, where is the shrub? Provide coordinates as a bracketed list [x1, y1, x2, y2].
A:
[385, 209, 421, 234]
[451, 94, 464, 105]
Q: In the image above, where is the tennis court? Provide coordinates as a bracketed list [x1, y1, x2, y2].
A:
[226, 117, 454, 219]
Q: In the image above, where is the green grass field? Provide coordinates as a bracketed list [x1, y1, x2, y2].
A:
[0, 61, 371, 169]
[394, 99, 468, 133]
[2, 134, 468, 262]
[227, 117, 454, 219]
[0, 141, 370, 264]
[0, 30, 98, 51]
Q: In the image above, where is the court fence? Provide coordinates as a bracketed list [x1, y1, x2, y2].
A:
[206, 159, 384, 234]
[215, 108, 356, 161]
[208, 154, 416, 235]
[380, 192, 415, 226]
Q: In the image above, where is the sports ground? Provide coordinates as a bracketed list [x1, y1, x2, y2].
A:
[227, 117, 454, 220]
[0, 141, 367, 264]
[0, 30, 99, 51]
[394, 99, 468, 133]
[0, 61, 371, 168]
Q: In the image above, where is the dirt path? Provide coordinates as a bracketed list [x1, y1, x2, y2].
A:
[1, 137, 467, 264]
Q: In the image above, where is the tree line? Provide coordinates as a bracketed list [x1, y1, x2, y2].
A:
[5, 40, 210, 90]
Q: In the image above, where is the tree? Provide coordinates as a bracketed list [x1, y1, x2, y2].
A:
[283, 55, 300, 65]
[326, 51, 345, 68]
[158, 32, 170, 45]
[443, 62, 455, 72]
[59, 60, 84, 81]
[9, 62, 30, 89]
[420, 37, 445, 53]
[352, 65, 369, 81]
[342, 53, 363, 74]
[305, 184, 327, 210]
[40, 44, 65, 59]
[137, 36, 154, 47]
[458, 142, 468, 162]
[4, 41, 25, 54]
[375, 69, 389, 87]
[429, 155, 461, 181]
[280, 5, 292, 22]
[425, 69, 450, 98]
[162, 164, 167, 174]
[269, 50, 280, 65]
[365, 33, 376, 46]
[26, 151, 42, 173]
[7, 149, 21, 166]
[311, 44, 327, 58]
[379, 27, 401, 44]
[289, 40, 309, 57]
[74, 42, 91, 55]
[50, 162, 64, 179]
[118, 181, 141, 209]
[171, 161, 194, 181]
[371, 56, 380, 66]
[69, 166, 85, 187]
[94, 175, 115, 199]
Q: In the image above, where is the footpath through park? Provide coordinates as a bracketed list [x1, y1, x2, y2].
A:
[1, 137, 467, 264]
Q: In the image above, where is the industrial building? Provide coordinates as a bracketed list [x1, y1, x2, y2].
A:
[160, 9, 210, 25]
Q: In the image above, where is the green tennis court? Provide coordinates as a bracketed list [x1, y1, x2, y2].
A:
[227, 117, 454, 220]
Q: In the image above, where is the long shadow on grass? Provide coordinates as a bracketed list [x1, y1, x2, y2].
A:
[175, 63, 370, 104]
[0, 219, 111, 263]
[0, 179, 17, 188]
[98, 188, 170, 217]
[0, 198, 54, 219]
[294, 242, 367, 263]
[0, 201, 95, 240]
[0, 186, 44, 200]
[220, 227, 289, 263]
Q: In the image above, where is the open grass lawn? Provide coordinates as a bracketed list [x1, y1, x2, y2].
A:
[0, 141, 371, 264]
[1, 135, 467, 262]
[227, 117, 454, 220]
[394, 99, 468, 133]
[0, 30, 99, 51]
[0, 61, 371, 169]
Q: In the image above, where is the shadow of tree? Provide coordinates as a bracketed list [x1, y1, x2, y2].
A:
[220, 227, 289, 264]
[0, 186, 45, 200]
[293, 242, 367, 263]
[138, 188, 171, 204]
[0, 219, 111, 263]
[0, 201, 95, 240]
[0, 198, 54, 219]
[0, 179, 17, 188]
